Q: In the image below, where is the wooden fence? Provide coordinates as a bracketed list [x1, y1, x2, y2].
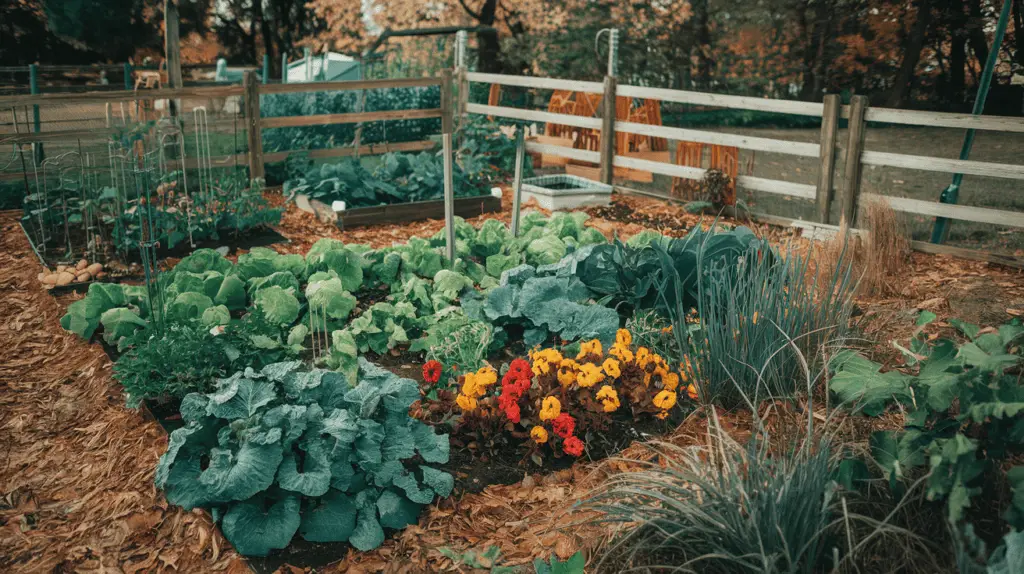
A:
[0, 72, 448, 182]
[459, 71, 1024, 236]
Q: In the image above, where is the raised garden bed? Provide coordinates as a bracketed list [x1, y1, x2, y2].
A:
[336, 194, 502, 229]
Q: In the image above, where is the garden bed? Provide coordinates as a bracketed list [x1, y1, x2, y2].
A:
[336, 194, 502, 229]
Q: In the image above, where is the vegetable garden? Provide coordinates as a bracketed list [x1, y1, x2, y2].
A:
[3, 73, 1024, 574]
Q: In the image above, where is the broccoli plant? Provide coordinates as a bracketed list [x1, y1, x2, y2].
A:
[155, 359, 453, 556]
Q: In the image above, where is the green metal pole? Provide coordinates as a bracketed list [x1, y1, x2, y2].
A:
[124, 61, 132, 90]
[281, 53, 288, 83]
[931, 0, 1013, 244]
[29, 64, 42, 163]
[262, 54, 270, 84]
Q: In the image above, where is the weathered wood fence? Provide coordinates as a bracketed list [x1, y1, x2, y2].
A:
[459, 71, 1024, 234]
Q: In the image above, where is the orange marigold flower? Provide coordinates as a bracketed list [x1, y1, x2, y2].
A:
[656, 410, 669, 420]
[609, 343, 634, 364]
[531, 426, 549, 444]
[686, 383, 699, 401]
[661, 371, 680, 391]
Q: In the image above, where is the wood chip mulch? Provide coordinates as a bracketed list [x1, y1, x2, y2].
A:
[1, 191, 1022, 573]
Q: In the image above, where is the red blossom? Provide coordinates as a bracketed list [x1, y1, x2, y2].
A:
[503, 403, 521, 424]
[551, 413, 576, 439]
[507, 358, 531, 380]
[563, 436, 584, 457]
[422, 360, 443, 384]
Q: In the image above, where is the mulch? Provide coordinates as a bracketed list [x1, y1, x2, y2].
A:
[1, 191, 1023, 573]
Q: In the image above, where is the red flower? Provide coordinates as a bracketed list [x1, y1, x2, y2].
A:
[563, 436, 584, 457]
[503, 403, 521, 423]
[497, 388, 517, 410]
[422, 360, 443, 384]
[507, 358, 531, 380]
[551, 413, 576, 439]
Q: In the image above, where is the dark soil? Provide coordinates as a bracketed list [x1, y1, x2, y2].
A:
[587, 199, 693, 236]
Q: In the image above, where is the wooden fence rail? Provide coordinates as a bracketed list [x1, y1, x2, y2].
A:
[464, 71, 1024, 238]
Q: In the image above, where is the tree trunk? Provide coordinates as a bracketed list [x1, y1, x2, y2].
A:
[692, 0, 711, 88]
[799, 1, 830, 102]
[886, 0, 932, 108]
[468, 0, 502, 73]
[951, 31, 967, 109]
[966, 0, 990, 71]
[253, 0, 275, 74]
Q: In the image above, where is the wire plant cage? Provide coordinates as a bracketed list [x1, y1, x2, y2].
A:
[13, 106, 280, 273]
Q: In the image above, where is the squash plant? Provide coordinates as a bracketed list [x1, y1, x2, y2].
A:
[156, 359, 452, 556]
[830, 313, 1024, 528]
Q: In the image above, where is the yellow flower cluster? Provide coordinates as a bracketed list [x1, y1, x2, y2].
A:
[539, 396, 561, 421]
[596, 385, 620, 412]
[557, 358, 580, 387]
[577, 363, 605, 388]
[456, 366, 498, 411]
[531, 348, 564, 376]
[576, 339, 603, 360]
[653, 389, 678, 418]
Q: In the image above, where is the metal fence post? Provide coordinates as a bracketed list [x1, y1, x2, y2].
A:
[816, 94, 841, 224]
[262, 54, 270, 84]
[599, 75, 617, 185]
[281, 53, 288, 84]
[442, 133, 456, 265]
[243, 71, 265, 182]
[511, 127, 526, 237]
[29, 64, 42, 163]
[124, 61, 133, 90]
[840, 95, 869, 227]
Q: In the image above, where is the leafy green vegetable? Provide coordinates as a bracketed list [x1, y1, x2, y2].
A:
[254, 286, 300, 326]
[155, 359, 452, 556]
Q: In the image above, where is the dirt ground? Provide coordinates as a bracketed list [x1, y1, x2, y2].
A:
[1, 193, 1023, 573]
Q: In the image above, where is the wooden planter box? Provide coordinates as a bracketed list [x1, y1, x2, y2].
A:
[336, 194, 502, 229]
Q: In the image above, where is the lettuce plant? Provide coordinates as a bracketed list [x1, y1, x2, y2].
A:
[155, 359, 452, 556]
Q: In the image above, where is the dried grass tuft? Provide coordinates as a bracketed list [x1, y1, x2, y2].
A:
[820, 198, 911, 297]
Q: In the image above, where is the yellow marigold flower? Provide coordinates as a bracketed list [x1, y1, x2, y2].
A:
[461, 377, 479, 398]
[577, 363, 605, 388]
[475, 367, 497, 386]
[602, 358, 621, 379]
[538, 348, 563, 363]
[635, 347, 651, 367]
[661, 371, 680, 391]
[653, 390, 677, 410]
[596, 385, 620, 413]
[686, 383, 699, 401]
[752, 311, 759, 325]
[456, 393, 478, 411]
[656, 410, 669, 420]
[531, 426, 549, 444]
[532, 359, 551, 377]
[539, 396, 562, 421]
[609, 343, 634, 364]
[615, 329, 632, 348]
[661, 325, 673, 333]
[559, 358, 580, 369]
[577, 339, 603, 360]
[557, 365, 577, 387]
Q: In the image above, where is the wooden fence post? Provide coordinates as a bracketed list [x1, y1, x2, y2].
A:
[440, 68, 454, 136]
[599, 75, 617, 185]
[816, 94, 840, 224]
[243, 71, 265, 183]
[841, 95, 869, 226]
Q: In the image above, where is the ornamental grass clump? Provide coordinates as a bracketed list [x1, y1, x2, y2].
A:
[583, 419, 841, 574]
[658, 239, 856, 408]
[448, 329, 695, 462]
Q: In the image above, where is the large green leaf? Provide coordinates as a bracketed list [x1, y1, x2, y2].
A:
[376, 489, 423, 530]
[221, 495, 301, 557]
[198, 442, 284, 503]
[99, 307, 146, 346]
[207, 373, 278, 420]
[829, 350, 911, 416]
[165, 292, 214, 323]
[299, 489, 357, 543]
[214, 275, 247, 311]
[277, 442, 332, 497]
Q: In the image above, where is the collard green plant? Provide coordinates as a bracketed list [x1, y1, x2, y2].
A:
[832, 315, 1024, 528]
[155, 359, 453, 556]
[462, 264, 619, 347]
